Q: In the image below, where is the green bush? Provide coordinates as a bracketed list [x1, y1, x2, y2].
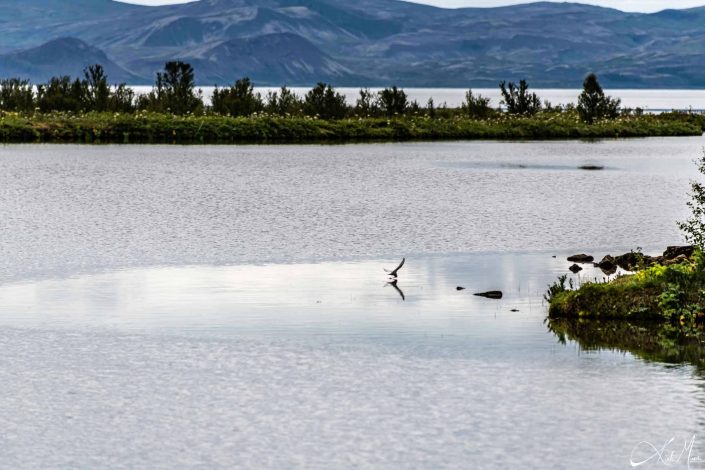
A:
[212, 78, 264, 117]
[577, 73, 620, 124]
[499, 80, 541, 116]
[303, 83, 348, 120]
[377, 86, 408, 117]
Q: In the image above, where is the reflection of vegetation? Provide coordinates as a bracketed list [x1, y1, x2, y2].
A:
[547, 317, 705, 368]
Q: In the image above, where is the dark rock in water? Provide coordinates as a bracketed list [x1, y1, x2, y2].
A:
[569, 263, 583, 273]
[567, 254, 594, 263]
[663, 245, 695, 260]
[456, 286, 466, 291]
[599, 264, 617, 275]
[614, 251, 658, 271]
[597, 254, 615, 267]
[596, 255, 617, 274]
[474, 291, 503, 299]
[614, 252, 643, 271]
[578, 165, 605, 170]
[552, 255, 557, 258]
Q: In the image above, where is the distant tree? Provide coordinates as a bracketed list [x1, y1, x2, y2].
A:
[265, 86, 302, 116]
[461, 89, 491, 118]
[108, 83, 135, 113]
[0, 78, 35, 113]
[577, 73, 620, 124]
[140, 61, 203, 115]
[303, 82, 348, 120]
[36, 76, 87, 112]
[426, 97, 435, 118]
[355, 88, 378, 117]
[212, 77, 264, 117]
[84, 64, 110, 112]
[377, 86, 408, 117]
[499, 80, 541, 116]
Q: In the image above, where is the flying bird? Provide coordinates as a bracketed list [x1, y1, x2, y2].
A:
[384, 258, 405, 278]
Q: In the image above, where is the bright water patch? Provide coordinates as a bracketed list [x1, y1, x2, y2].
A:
[0, 251, 645, 342]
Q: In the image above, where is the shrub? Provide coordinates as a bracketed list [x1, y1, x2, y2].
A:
[377, 86, 408, 117]
[577, 73, 620, 124]
[461, 89, 492, 118]
[355, 88, 378, 117]
[36, 76, 87, 112]
[265, 87, 302, 116]
[108, 84, 135, 113]
[499, 80, 541, 116]
[138, 61, 203, 115]
[84, 64, 110, 112]
[0, 78, 34, 113]
[678, 151, 705, 249]
[303, 82, 348, 120]
[212, 77, 264, 117]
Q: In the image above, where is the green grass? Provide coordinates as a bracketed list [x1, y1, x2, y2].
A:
[0, 110, 703, 144]
[546, 253, 705, 366]
[548, 254, 705, 326]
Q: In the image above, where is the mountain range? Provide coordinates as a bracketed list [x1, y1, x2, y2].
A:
[1, 0, 705, 87]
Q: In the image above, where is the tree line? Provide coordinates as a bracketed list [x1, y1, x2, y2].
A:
[0, 60, 622, 123]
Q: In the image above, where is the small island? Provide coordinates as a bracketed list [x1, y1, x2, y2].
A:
[1, 64, 703, 144]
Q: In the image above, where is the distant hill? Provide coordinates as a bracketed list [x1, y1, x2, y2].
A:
[184, 33, 361, 85]
[0, 38, 139, 84]
[1, 0, 705, 87]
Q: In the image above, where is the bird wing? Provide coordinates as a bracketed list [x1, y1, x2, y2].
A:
[390, 257, 405, 276]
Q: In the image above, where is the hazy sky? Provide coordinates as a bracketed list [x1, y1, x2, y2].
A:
[120, 0, 705, 13]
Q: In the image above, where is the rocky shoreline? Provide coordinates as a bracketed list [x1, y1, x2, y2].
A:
[548, 245, 703, 323]
[566, 245, 695, 275]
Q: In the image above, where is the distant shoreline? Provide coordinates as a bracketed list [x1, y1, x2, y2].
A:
[1, 112, 702, 145]
[125, 86, 705, 111]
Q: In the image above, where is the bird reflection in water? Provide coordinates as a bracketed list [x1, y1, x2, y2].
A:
[385, 279, 406, 301]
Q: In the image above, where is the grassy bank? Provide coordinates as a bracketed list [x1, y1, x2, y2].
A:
[548, 250, 705, 330]
[0, 110, 703, 144]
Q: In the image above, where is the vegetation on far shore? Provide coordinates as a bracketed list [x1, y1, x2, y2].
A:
[1, 110, 703, 144]
[0, 63, 703, 144]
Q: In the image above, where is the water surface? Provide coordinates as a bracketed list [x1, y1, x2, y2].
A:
[1, 139, 705, 468]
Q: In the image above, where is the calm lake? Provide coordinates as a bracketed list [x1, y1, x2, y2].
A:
[1, 138, 705, 468]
